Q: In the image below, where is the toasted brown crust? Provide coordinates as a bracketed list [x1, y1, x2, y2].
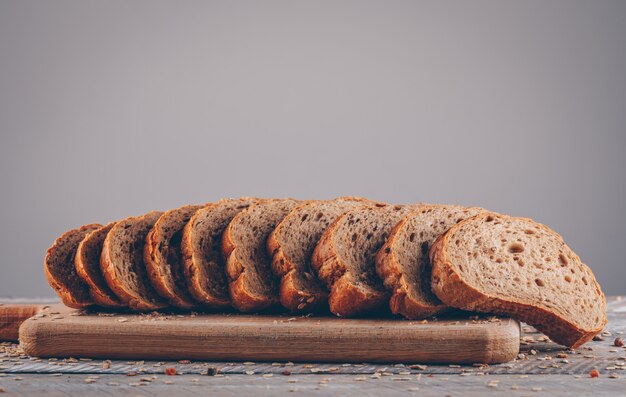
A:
[75, 222, 124, 308]
[311, 212, 390, 317]
[100, 212, 167, 312]
[44, 224, 101, 309]
[429, 212, 607, 348]
[144, 205, 204, 309]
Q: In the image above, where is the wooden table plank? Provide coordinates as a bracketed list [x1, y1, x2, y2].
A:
[0, 373, 624, 397]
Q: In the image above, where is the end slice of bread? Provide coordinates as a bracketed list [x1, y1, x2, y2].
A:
[182, 197, 259, 309]
[101, 211, 167, 311]
[44, 224, 101, 308]
[430, 212, 607, 348]
[376, 205, 485, 319]
[223, 198, 304, 313]
[75, 222, 124, 308]
[145, 205, 205, 309]
[268, 197, 374, 313]
[312, 204, 417, 317]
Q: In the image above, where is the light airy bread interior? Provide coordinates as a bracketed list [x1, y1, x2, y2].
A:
[268, 197, 371, 312]
[312, 204, 417, 316]
[101, 211, 166, 311]
[145, 205, 204, 309]
[75, 222, 124, 308]
[182, 197, 258, 309]
[430, 212, 607, 348]
[224, 198, 303, 312]
[376, 205, 484, 319]
[44, 224, 101, 308]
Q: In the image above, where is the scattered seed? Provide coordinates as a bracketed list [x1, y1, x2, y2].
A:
[590, 369, 600, 378]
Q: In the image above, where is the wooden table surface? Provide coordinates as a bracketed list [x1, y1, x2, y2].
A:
[1, 296, 625, 396]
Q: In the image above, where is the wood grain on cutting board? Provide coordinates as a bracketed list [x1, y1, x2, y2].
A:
[0, 303, 49, 341]
[19, 304, 520, 364]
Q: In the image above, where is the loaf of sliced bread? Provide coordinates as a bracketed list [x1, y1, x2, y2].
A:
[312, 204, 417, 317]
[101, 211, 167, 311]
[268, 197, 373, 312]
[223, 198, 304, 312]
[182, 197, 259, 309]
[75, 222, 124, 308]
[44, 224, 101, 308]
[376, 205, 485, 319]
[430, 212, 607, 348]
[145, 205, 205, 309]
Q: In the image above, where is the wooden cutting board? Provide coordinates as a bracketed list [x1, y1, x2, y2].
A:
[0, 302, 49, 341]
[19, 304, 520, 364]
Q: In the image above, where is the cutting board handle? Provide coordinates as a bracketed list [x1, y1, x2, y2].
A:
[0, 303, 48, 341]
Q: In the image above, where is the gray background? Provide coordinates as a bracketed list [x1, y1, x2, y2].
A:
[0, 0, 625, 297]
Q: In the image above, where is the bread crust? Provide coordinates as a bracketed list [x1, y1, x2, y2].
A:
[312, 213, 389, 317]
[180, 203, 231, 309]
[100, 212, 167, 312]
[144, 206, 203, 309]
[430, 212, 607, 348]
[75, 222, 124, 308]
[44, 224, 101, 309]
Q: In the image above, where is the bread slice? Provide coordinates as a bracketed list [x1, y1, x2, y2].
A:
[267, 197, 373, 312]
[101, 211, 167, 311]
[75, 222, 124, 308]
[312, 204, 418, 317]
[430, 212, 607, 348]
[182, 197, 259, 309]
[223, 198, 304, 312]
[376, 205, 485, 319]
[145, 205, 205, 309]
[44, 224, 101, 308]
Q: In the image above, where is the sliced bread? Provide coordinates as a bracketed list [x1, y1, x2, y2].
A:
[44, 224, 101, 308]
[223, 198, 304, 312]
[376, 205, 485, 319]
[75, 222, 124, 308]
[430, 212, 607, 348]
[312, 204, 417, 317]
[267, 197, 373, 312]
[182, 197, 259, 309]
[101, 211, 167, 311]
[145, 204, 205, 309]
